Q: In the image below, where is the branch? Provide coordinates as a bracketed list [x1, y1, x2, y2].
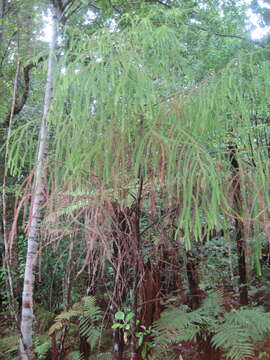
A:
[63, 1, 101, 23]
[0, 56, 45, 128]
[63, 4, 83, 22]
[149, 0, 171, 8]
[187, 23, 266, 49]
[62, 0, 74, 12]
[52, 0, 64, 12]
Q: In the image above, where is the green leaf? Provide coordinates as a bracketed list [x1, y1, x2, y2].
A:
[125, 312, 135, 322]
[112, 323, 122, 329]
[115, 311, 125, 320]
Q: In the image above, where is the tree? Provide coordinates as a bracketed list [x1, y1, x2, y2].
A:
[19, 6, 58, 360]
[1, 1, 270, 359]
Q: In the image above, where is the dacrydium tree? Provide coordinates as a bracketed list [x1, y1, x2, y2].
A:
[5, 2, 270, 358]
[38, 5, 270, 354]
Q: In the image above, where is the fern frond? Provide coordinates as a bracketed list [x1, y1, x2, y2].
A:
[35, 340, 51, 360]
[55, 309, 81, 321]
[211, 308, 270, 360]
[67, 350, 85, 360]
[153, 308, 204, 345]
[49, 321, 64, 335]
[223, 309, 270, 337]
[212, 324, 254, 360]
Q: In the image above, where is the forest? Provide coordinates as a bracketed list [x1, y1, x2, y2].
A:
[1, 0, 270, 359]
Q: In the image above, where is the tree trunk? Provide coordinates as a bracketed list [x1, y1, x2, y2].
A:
[229, 145, 248, 306]
[19, 13, 57, 360]
[186, 250, 203, 310]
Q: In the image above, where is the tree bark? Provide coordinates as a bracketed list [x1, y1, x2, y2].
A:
[19, 12, 57, 360]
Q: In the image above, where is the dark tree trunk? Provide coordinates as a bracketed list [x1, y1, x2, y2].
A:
[50, 334, 58, 360]
[111, 202, 132, 360]
[236, 218, 248, 306]
[79, 335, 91, 359]
[229, 145, 248, 306]
[186, 251, 203, 310]
[130, 178, 143, 360]
[139, 260, 161, 328]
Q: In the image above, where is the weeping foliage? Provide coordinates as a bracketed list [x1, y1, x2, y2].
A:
[8, 7, 270, 250]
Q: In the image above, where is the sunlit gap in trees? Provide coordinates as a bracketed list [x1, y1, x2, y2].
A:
[39, 3, 270, 43]
[245, 0, 270, 39]
[40, 9, 97, 43]
[40, 11, 53, 43]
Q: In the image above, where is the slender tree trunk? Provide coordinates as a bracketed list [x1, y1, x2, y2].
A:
[229, 145, 248, 306]
[19, 14, 57, 360]
[130, 177, 143, 360]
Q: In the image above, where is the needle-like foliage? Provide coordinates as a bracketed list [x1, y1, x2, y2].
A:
[8, 7, 270, 251]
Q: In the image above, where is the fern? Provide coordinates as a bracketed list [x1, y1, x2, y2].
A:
[211, 323, 254, 360]
[35, 339, 51, 360]
[67, 350, 85, 360]
[0, 335, 19, 356]
[49, 296, 103, 352]
[0, 334, 50, 360]
[211, 309, 270, 360]
[153, 307, 203, 345]
[151, 292, 270, 360]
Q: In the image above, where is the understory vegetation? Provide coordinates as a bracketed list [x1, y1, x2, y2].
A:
[1, 0, 270, 359]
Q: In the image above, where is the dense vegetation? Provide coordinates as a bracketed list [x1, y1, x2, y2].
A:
[1, 0, 270, 359]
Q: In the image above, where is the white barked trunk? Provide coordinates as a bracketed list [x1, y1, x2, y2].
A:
[19, 14, 58, 360]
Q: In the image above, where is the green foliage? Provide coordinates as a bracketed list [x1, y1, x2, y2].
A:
[112, 310, 134, 328]
[0, 335, 19, 356]
[0, 333, 50, 360]
[49, 296, 103, 351]
[212, 309, 270, 360]
[2, 1, 270, 359]
[67, 351, 85, 360]
[35, 338, 51, 360]
[16, 4, 267, 252]
[151, 292, 270, 360]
